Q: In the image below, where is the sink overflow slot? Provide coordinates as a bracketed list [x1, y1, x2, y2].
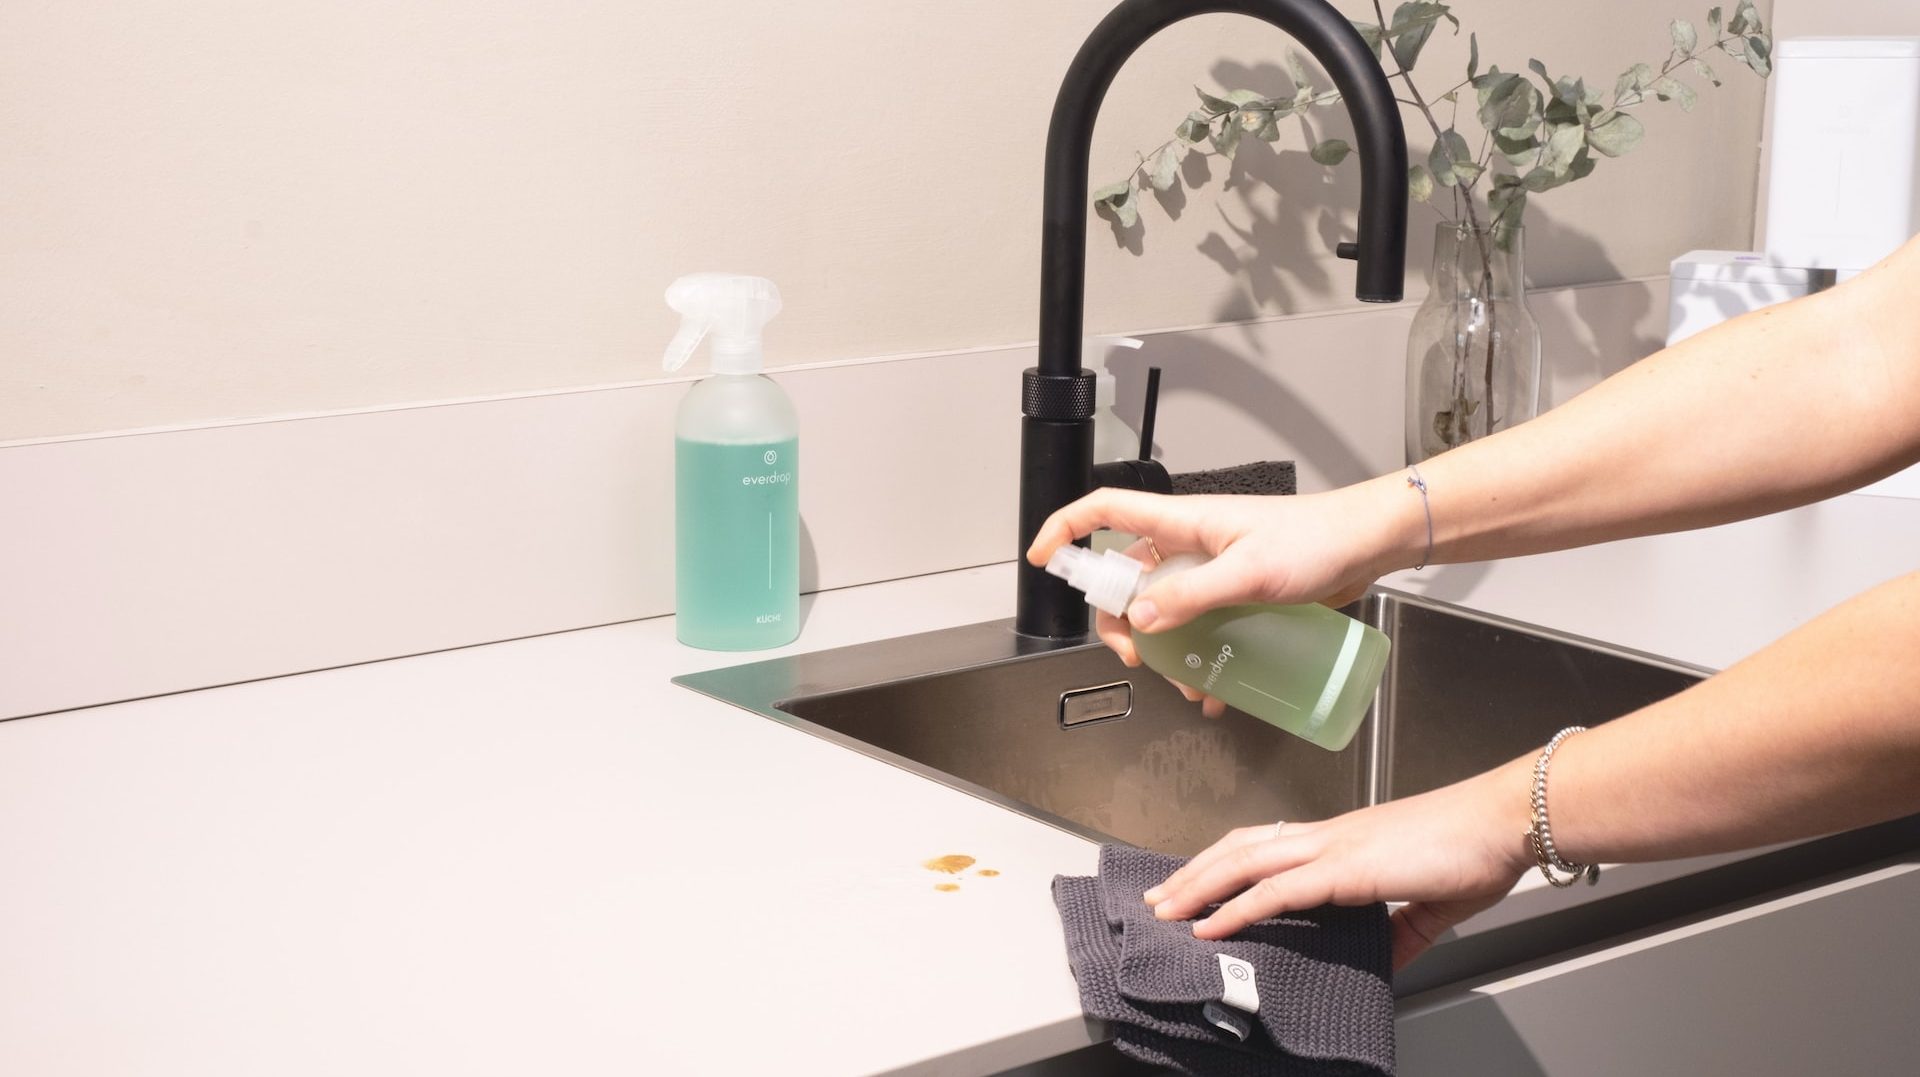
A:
[1060, 681, 1134, 729]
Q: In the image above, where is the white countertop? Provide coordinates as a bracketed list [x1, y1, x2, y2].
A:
[4, 492, 1918, 1076]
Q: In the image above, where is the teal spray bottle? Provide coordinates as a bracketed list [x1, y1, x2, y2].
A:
[663, 274, 799, 650]
[1045, 547, 1389, 750]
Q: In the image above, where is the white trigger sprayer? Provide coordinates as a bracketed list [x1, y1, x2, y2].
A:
[663, 273, 782, 375]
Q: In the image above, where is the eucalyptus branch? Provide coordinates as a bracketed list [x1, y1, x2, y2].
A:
[1088, 0, 1773, 455]
[1093, 0, 1773, 249]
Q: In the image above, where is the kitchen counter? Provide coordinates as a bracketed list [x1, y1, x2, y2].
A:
[4, 492, 1919, 1076]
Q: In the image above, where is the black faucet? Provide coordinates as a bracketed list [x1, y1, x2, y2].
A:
[1016, 0, 1409, 640]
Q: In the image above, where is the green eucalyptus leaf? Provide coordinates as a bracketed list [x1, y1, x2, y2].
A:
[1468, 32, 1480, 80]
[1254, 113, 1282, 141]
[1655, 75, 1698, 111]
[1489, 179, 1527, 218]
[1613, 62, 1655, 103]
[1728, 0, 1752, 35]
[1541, 121, 1587, 174]
[1352, 21, 1384, 59]
[1389, 1, 1455, 35]
[1409, 163, 1435, 202]
[1143, 144, 1183, 191]
[1225, 89, 1265, 107]
[1474, 70, 1519, 104]
[1586, 110, 1645, 157]
[1476, 73, 1541, 142]
[1392, 20, 1438, 71]
[1195, 87, 1235, 114]
[1528, 58, 1552, 85]
[1694, 58, 1720, 86]
[1093, 180, 1139, 228]
[1519, 167, 1559, 192]
[1287, 52, 1313, 92]
[1708, 6, 1722, 37]
[1211, 118, 1243, 160]
[1175, 111, 1211, 143]
[1745, 34, 1771, 76]
[1488, 180, 1528, 249]
[1500, 90, 1544, 141]
[1387, 2, 1456, 71]
[1494, 130, 1539, 167]
[1311, 138, 1352, 166]
[1428, 139, 1458, 186]
[1568, 148, 1597, 181]
[1672, 19, 1698, 55]
[1428, 129, 1474, 187]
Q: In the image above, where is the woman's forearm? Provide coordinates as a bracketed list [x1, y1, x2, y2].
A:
[1358, 236, 1920, 573]
[1499, 570, 1920, 866]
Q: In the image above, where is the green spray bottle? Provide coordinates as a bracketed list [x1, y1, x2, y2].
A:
[663, 273, 798, 650]
[1045, 547, 1389, 750]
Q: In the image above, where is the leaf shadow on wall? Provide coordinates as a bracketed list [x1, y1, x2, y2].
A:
[1192, 57, 1364, 318]
[1099, 56, 1373, 298]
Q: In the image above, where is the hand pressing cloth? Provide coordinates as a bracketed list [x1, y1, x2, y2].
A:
[1052, 844, 1395, 1076]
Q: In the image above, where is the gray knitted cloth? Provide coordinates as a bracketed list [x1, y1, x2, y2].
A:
[1052, 844, 1395, 1076]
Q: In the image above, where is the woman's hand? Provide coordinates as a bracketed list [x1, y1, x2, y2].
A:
[1141, 763, 1534, 970]
[1025, 482, 1414, 715]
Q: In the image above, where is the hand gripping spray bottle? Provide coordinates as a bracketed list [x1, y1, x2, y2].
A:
[663, 274, 798, 650]
[1045, 548, 1389, 750]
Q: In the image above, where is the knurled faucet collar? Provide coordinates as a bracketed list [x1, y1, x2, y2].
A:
[1022, 367, 1099, 422]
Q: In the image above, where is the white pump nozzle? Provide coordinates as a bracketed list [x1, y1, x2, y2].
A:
[1045, 546, 1147, 617]
[663, 273, 783, 375]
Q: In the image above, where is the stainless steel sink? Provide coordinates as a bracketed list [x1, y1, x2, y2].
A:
[674, 588, 1710, 855]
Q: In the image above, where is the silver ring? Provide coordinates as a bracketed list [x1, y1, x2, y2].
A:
[1273, 820, 1288, 840]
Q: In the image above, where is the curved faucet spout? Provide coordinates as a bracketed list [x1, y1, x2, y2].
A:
[1017, 0, 1407, 639]
[1042, 0, 1407, 380]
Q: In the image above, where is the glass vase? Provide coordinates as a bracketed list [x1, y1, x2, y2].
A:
[1405, 222, 1541, 463]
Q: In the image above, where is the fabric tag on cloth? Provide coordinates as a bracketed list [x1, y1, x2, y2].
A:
[1089, 844, 1396, 1074]
[1053, 875, 1329, 1076]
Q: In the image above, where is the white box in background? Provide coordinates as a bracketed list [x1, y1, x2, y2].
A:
[1666, 250, 1818, 346]
[1764, 37, 1920, 277]
[1761, 37, 1920, 499]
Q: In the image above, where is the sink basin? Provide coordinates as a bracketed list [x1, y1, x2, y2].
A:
[674, 588, 1709, 855]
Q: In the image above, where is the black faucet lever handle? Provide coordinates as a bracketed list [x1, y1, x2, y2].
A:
[1137, 366, 1161, 462]
[1335, 241, 1360, 260]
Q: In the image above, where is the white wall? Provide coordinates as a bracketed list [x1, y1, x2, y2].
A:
[3, 0, 1772, 440]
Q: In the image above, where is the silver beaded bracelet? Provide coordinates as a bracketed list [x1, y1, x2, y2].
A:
[1526, 725, 1600, 888]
